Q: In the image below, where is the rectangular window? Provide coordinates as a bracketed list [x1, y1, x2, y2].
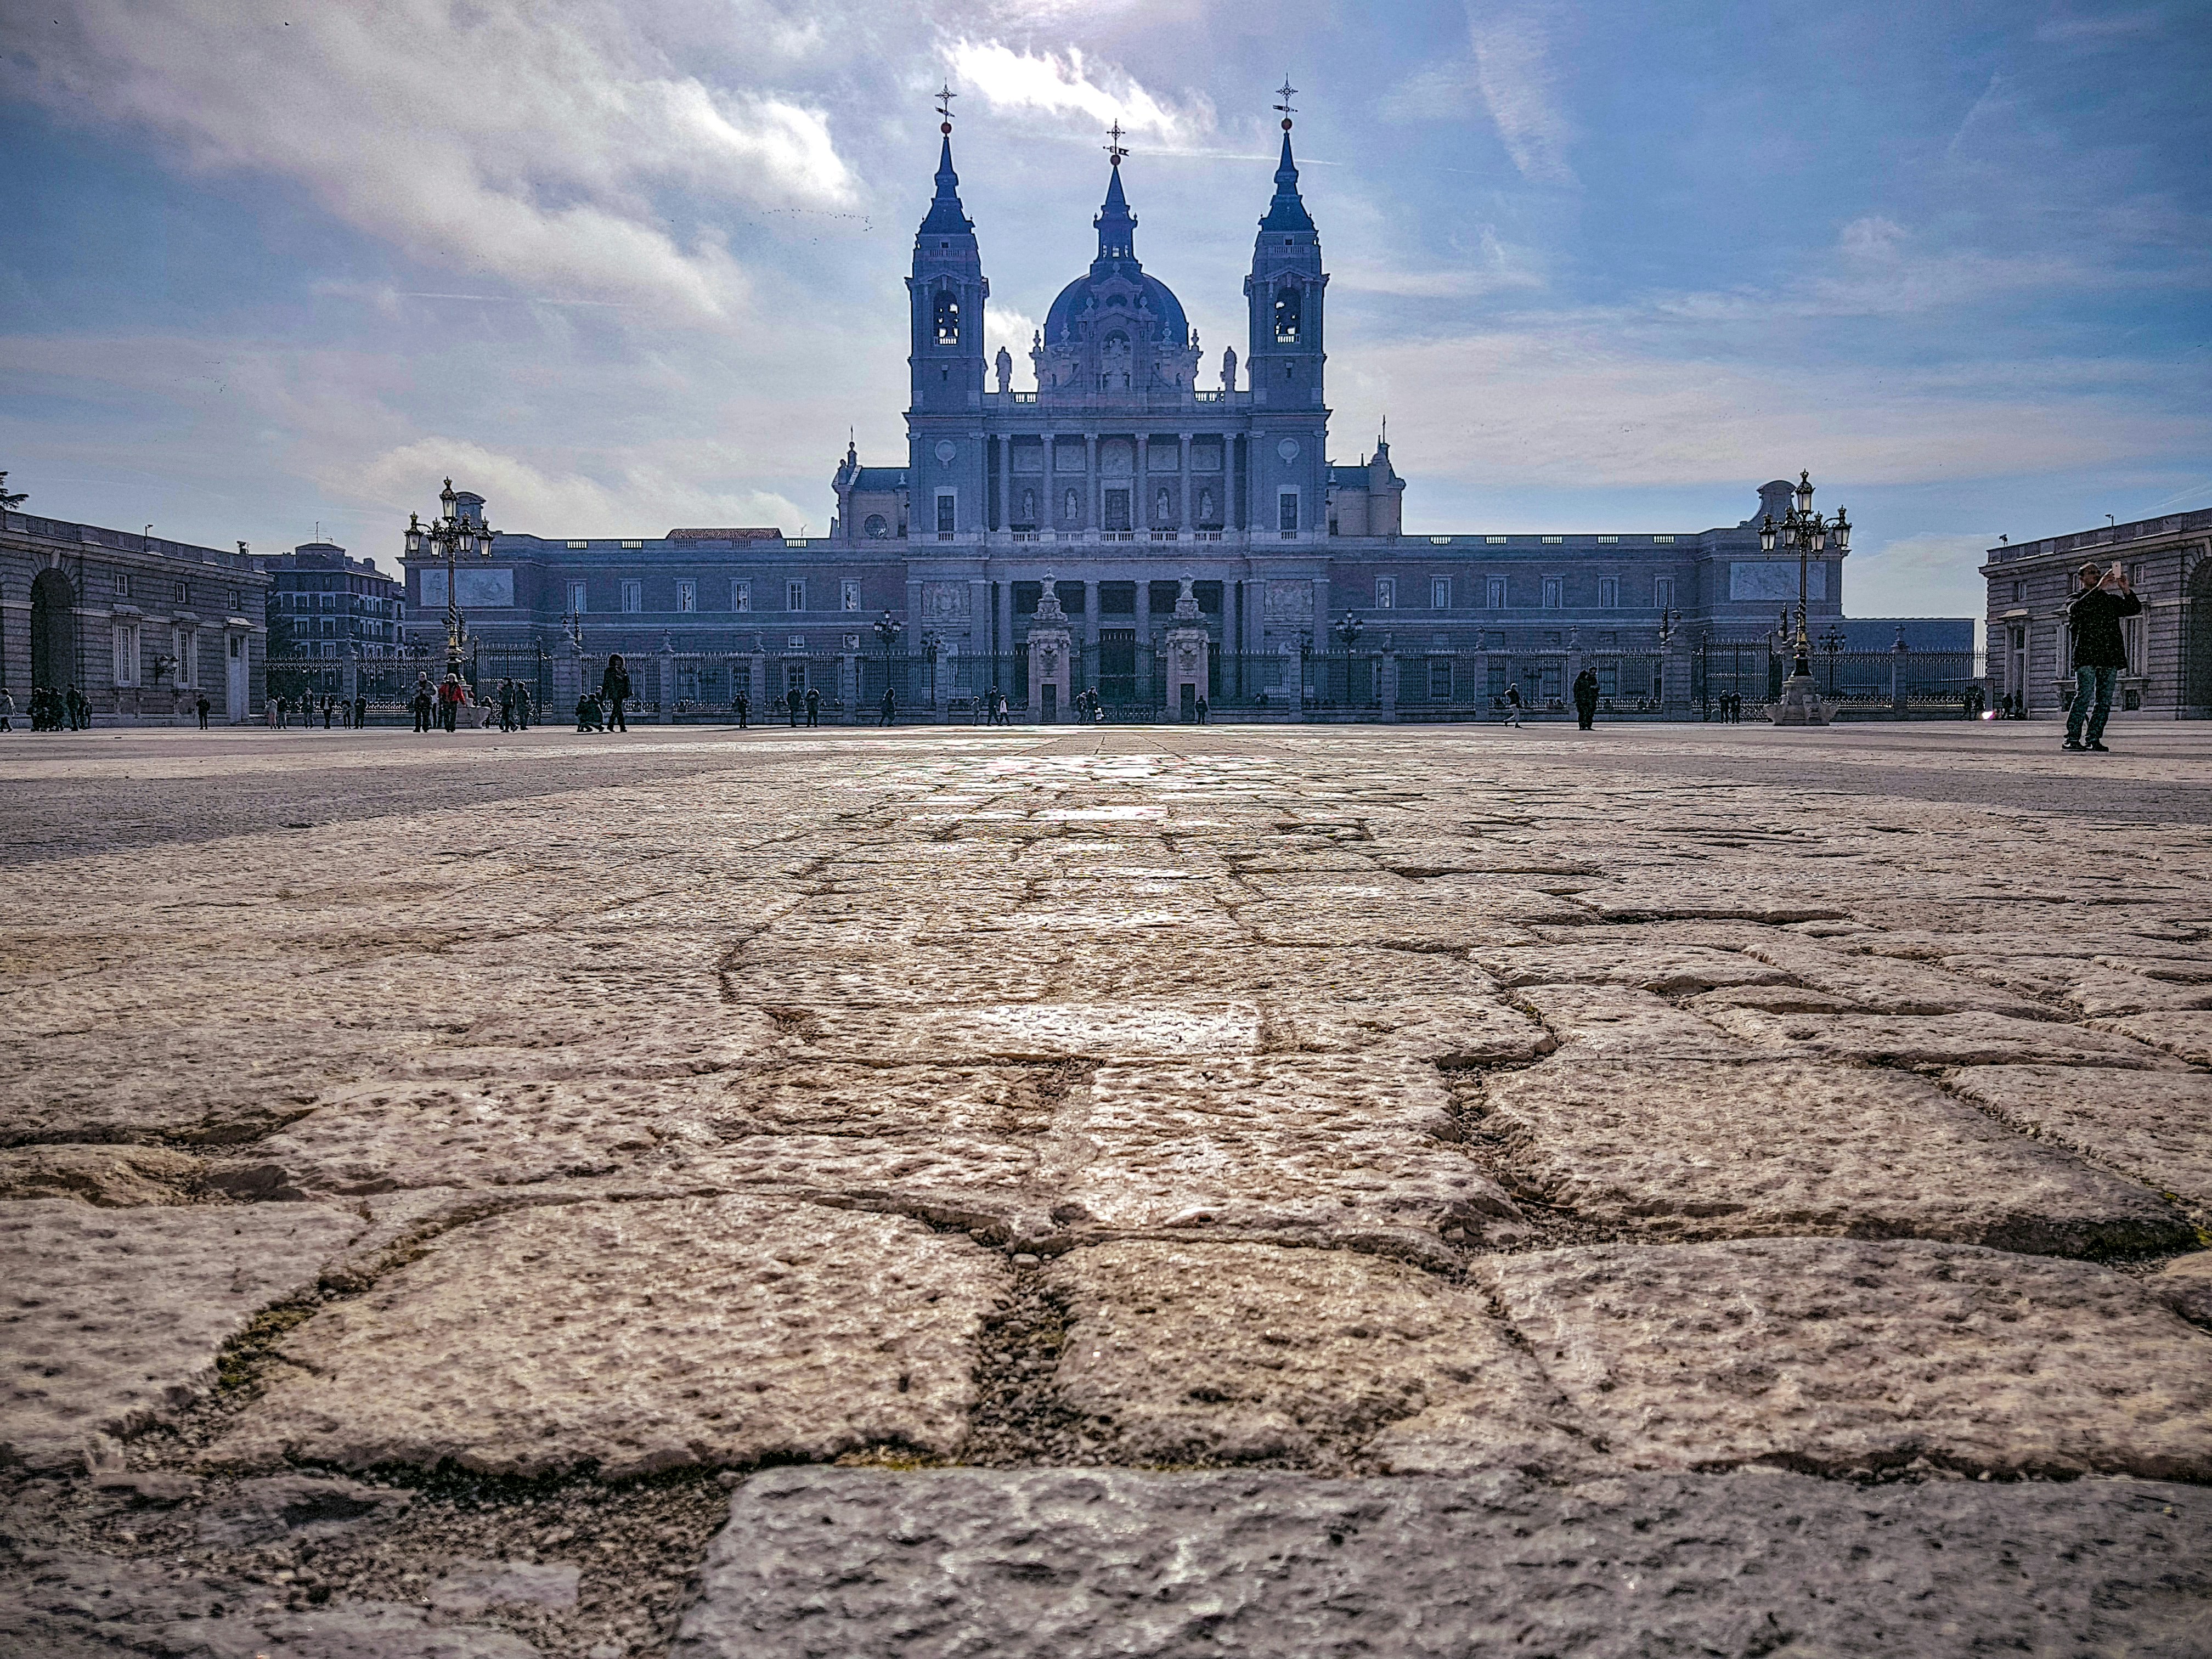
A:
[1487, 577, 1507, 609]
[787, 580, 805, 612]
[177, 629, 197, 689]
[1485, 535, 1507, 545]
[1595, 536, 1617, 545]
[676, 579, 697, 613]
[567, 581, 586, 615]
[1431, 577, 1451, 610]
[1542, 535, 1564, 545]
[936, 493, 956, 536]
[115, 622, 140, 686]
[1655, 577, 1675, 609]
[1598, 577, 1618, 608]
[732, 579, 751, 612]
[1375, 577, 1396, 609]
[1104, 489, 1132, 532]
[841, 580, 861, 611]
[1652, 535, 1675, 544]
[621, 579, 643, 614]
[1428, 659, 1452, 699]
[117, 573, 131, 600]
[1278, 490, 1299, 534]
[1542, 577, 1562, 608]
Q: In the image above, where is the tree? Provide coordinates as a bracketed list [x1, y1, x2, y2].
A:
[0, 472, 26, 511]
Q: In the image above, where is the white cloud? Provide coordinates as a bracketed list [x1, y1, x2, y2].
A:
[356, 439, 804, 539]
[1847, 532, 1997, 620]
[1, 1, 858, 326]
[1466, 7, 1578, 188]
[984, 305, 1043, 377]
[941, 40, 1212, 146]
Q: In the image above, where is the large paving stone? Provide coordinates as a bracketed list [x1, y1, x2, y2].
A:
[1940, 1064, 2212, 1224]
[217, 1194, 1007, 1479]
[1, 1200, 366, 1469]
[1732, 935, 2052, 1015]
[1514, 985, 1753, 1060]
[1475, 942, 1792, 993]
[2154, 1254, 2212, 1326]
[0, 1547, 541, 1657]
[672, 1464, 2212, 1659]
[1480, 1237, 2212, 1479]
[1702, 1007, 2178, 1067]
[1045, 1240, 1584, 1472]
[1057, 1058, 1526, 1261]
[777, 1001, 1262, 1062]
[1476, 1059, 2192, 1254]
[2097, 1009, 2212, 1066]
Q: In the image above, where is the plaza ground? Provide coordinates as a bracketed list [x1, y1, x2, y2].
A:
[3, 721, 2210, 1657]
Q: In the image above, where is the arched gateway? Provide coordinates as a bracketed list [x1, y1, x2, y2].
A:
[30, 567, 76, 691]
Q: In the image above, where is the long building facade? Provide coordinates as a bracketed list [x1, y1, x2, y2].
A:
[2, 507, 269, 723]
[402, 120, 1873, 719]
[1981, 507, 2212, 720]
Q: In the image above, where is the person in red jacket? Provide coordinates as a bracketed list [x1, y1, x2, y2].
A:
[437, 671, 465, 733]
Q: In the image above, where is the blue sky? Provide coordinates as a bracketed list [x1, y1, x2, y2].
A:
[2, 1, 2205, 620]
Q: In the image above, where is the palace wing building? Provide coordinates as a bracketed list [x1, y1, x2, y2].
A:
[402, 117, 1866, 718]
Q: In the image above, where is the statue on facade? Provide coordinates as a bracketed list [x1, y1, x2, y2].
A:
[995, 346, 1013, 394]
[1221, 346, 1238, 392]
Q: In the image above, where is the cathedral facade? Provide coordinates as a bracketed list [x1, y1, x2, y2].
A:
[400, 118, 1851, 718]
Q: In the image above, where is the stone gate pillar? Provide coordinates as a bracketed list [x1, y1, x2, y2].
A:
[1162, 574, 1209, 721]
[1026, 568, 1074, 722]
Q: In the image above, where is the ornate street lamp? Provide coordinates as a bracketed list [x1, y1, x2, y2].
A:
[873, 610, 904, 657]
[1819, 625, 1846, 694]
[1758, 472, 1849, 684]
[919, 629, 943, 708]
[1335, 611, 1363, 652]
[403, 478, 498, 681]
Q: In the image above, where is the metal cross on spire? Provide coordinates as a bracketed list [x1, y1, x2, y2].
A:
[1104, 121, 1128, 166]
[1274, 76, 1297, 126]
[935, 83, 956, 132]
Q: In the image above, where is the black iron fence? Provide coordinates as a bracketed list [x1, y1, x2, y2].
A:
[1693, 637, 1985, 719]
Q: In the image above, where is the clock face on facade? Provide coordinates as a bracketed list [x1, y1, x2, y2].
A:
[1277, 438, 1300, 461]
[935, 441, 957, 464]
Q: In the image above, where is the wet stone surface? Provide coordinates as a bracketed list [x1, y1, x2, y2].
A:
[3, 722, 2210, 1656]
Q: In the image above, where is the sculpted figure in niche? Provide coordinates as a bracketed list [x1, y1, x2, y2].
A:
[1156, 488, 1171, 523]
[1198, 489, 1214, 524]
[1064, 488, 1079, 521]
[1022, 488, 1036, 524]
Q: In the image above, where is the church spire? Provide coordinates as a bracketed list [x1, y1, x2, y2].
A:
[1093, 122, 1136, 262]
[1260, 80, 1315, 234]
[919, 84, 972, 235]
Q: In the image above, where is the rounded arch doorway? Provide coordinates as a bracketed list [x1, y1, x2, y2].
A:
[30, 568, 76, 692]
[2186, 556, 2212, 718]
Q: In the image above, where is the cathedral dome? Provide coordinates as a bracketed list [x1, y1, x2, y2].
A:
[1042, 268, 1189, 348]
[1040, 157, 1190, 351]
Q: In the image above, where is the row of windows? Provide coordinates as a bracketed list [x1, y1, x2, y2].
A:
[114, 574, 252, 608]
[275, 591, 399, 616]
[1372, 575, 1678, 610]
[563, 578, 869, 616]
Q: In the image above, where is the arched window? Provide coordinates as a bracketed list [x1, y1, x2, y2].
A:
[863, 514, 889, 539]
[1273, 286, 1301, 343]
[933, 290, 960, 346]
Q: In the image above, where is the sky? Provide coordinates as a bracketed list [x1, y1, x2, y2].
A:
[1, 1, 2206, 622]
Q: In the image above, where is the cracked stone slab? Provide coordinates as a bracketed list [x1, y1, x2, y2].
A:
[672, 1465, 2212, 1659]
[1475, 1059, 2193, 1254]
[1057, 1057, 1526, 1261]
[0, 1144, 205, 1206]
[0, 1031, 372, 1148]
[1702, 1007, 2179, 1067]
[196, 1474, 416, 1548]
[1475, 942, 1793, 994]
[1515, 985, 1753, 1060]
[1480, 1237, 2212, 1480]
[0, 1547, 542, 1657]
[2096, 1009, 2212, 1066]
[1, 1200, 367, 1470]
[1045, 1240, 1587, 1472]
[2154, 1254, 2212, 1327]
[216, 1194, 1007, 1479]
[1731, 935, 2052, 1016]
[1940, 1064, 2212, 1224]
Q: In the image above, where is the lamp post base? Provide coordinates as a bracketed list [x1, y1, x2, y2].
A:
[1769, 671, 1832, 726]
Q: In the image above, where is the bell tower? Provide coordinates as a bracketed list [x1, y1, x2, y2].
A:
[1244, 82, 1329, 538]
[908, 87, 988, 417]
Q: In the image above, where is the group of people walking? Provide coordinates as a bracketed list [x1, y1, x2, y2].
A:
[575, 654, 631, 732]
[269, 693, 367, 729]
[0, 685, 89, 730]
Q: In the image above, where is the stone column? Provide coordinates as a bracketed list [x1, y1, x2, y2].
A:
[841, 652, 859, 724]
[996, 580, 1014, 675]
[1311, 575, 1330, 659]
[341, 642, 359, 709]
[1178, 434, 1193, 531]
[1379, 646, 1399, 721]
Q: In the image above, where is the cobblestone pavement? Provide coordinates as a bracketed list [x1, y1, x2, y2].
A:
[3, 722, 2210, 1657]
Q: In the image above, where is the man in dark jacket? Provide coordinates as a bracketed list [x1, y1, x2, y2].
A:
[600, 654, 631, 732]
[786, 684, 803, 727]
[1572, 667, 1600, 730]
[2064, 561, 2141, 752]
[805, 686, 820, 728]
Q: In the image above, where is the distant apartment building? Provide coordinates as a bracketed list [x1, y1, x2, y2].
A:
[255, 540, 404, 662]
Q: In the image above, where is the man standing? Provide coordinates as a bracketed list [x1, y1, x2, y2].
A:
[879, 686, 896, 727]
[601, 654, 630, 732]
[499, 679, 516, 732]
[2063, 561, 2141, 753]
[513, 685, 529, 730]
[196, 693, 210, 730]
[786, 684, 802, 727]
[1503, 682, 1525, 727]
[1572, 667, 1599, 731]
[0, 687, 13, 731]
[438, 670, 464, 732]
[735, 690, 749, 729]
[411, 674, 434, 733]
[805, 685, 820, 728]
[355, 691, 368, 730]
